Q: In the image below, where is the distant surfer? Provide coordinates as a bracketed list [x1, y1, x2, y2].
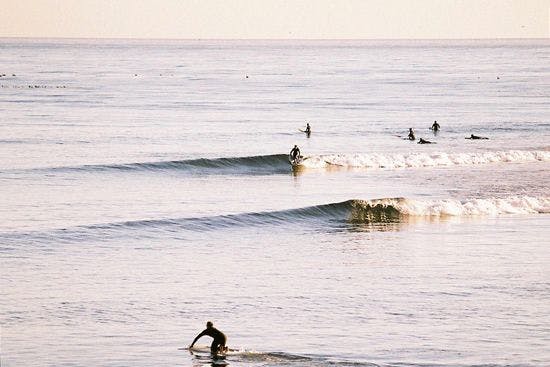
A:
[466, 134, 489, 140]
[418, 138, 433, 144]
[431, 121, 440, 132]
[290, 145, 301, 161]
[407, 128, 415, 141]
[305, 123, 311, 135]
[189, 321, 227, 355]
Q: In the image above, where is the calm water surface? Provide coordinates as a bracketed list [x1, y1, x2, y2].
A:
[1, 39, 549, 367]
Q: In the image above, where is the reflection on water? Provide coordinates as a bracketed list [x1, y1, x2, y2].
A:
[345, 220, 406, 233]
[291, 164, 306, 177]
[343, 206, 493, 233]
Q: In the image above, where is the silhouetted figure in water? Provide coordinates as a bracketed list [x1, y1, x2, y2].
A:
[431, 121, 440, 132]
[407, 128, 415, 141]
[290, 145, 301, 160]
[189, 321, 227, 355]
[466, 134, 489, 140]
[305, 123, 311, 135]
[418, 138, 433, 144]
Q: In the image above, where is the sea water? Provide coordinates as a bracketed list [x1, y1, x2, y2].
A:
[0, 39, 549, 367]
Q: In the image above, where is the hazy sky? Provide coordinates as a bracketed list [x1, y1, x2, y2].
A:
[1, 0, 548, 39]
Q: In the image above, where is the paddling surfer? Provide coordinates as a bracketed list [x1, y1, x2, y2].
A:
[466, 134, 489, 140]
[189, 321, 227, 355]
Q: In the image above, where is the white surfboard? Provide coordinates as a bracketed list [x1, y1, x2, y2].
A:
[187, 345, 244, 356]
[289, 154, 303, 166]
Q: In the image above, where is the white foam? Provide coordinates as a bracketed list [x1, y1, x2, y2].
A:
[358, 196, 550, 216]
[300, 150, 550, 169]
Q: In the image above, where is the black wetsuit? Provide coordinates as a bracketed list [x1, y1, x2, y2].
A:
[191, 327, 227, 354]
[468, 134, 488, 140]
[290, 147, 300, 160]
[432, 123, 440, 131]
[408, 130, 415, 141]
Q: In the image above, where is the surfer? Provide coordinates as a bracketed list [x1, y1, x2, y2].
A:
[189, 321, 227, 355]
[418, 138, 433, 144]
[290, 145, 301, 161]
[466, 134, 489, 140]
[431, 120, 440, 132]
[407, 128, 415, 141]
[305, 123, 311, 135]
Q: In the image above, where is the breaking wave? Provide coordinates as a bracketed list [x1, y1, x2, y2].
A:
[299, 150, 550, 169]
[348, 196, 550, 216]
[2, 196, 548, 245]
[14, 150, 549, 175]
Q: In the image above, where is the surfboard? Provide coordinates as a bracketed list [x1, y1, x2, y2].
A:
[187, 345, 244, 358]
[289, 155, 304, 167]
[394, 135, 414, 140]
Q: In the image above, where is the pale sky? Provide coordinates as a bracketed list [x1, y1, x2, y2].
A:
[1, 0, 549, 39]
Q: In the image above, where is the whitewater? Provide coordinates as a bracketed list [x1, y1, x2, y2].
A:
[300, 149, 550, 169]
[1, 39, 549, 367]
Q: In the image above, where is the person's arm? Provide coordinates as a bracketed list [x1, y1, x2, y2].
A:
[189, 330, 206, 348]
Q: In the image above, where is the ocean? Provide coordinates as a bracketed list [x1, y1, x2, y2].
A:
[0, 38, 549, 367]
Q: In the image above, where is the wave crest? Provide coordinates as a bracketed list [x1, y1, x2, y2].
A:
[352, 196, 550, 216]
[58, 154, 290, 174]
[300, 150, 550, 169]
[23, 150, 549, 175]
[3, 196, 547, 246]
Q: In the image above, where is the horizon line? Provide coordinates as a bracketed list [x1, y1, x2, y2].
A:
[1, 36, 549, 42]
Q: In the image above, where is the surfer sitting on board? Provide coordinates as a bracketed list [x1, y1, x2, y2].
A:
[189, 321, 227, 355]
[408, 128, 416, 141]
[290, 145, 301, 161]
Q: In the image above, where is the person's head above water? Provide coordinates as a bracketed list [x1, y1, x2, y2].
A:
[206, 321, 213, 328]
[294, 145, 298, 148]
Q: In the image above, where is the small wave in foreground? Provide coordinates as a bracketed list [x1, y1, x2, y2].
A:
[2, 196, 547, 246]
[187, 346, 538, 367]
